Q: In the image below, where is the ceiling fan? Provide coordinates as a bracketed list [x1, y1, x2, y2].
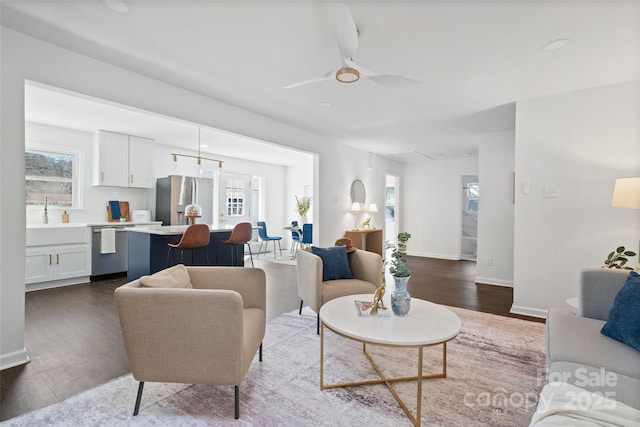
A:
[283, 3, 422, 89]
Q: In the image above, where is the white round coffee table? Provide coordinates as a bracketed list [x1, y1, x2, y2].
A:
[319, 294, 462, 426]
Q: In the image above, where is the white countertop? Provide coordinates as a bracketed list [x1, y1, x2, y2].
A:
[27, 221, 162, 228]
[127, 224, 238, 235]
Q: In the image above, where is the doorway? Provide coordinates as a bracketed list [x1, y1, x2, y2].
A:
[218, 172, 252, 227]
[461, 175, 479, 261]
[385, 175, 398, 247]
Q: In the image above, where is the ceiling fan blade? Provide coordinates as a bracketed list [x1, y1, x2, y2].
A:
[345, 59, 421, 88]
[365, 74, 422, 88]
[335, 3, 358, 60]
[282, 70, 336, 89]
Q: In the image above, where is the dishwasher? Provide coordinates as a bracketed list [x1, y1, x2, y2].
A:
[91, 226, 129, 277]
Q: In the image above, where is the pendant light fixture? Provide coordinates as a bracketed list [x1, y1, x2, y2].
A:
[170, 127, 224, 171]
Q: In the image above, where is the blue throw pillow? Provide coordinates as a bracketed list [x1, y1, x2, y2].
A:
[311, 246, 353, 281]
[601, 271, 640, 351]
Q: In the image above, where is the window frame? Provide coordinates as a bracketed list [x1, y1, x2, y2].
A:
[25, 144, 84, 210]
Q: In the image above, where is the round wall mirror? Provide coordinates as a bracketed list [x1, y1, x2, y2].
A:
[350, 179, 366, 204]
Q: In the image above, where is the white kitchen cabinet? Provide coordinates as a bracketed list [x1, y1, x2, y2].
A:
[25, 225, 91, 290]
[25, 244, 91, 284]
[93, 130, 154, 188]
[128, 135, 154, 188]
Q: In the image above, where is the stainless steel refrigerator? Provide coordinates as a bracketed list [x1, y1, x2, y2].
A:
[156, 175, 213, 225]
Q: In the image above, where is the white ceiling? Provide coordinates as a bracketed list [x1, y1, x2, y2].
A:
[4, 1, 640, 162]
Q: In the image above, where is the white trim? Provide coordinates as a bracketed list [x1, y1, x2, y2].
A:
[475, 277, 514, 287]
[0, 348, 30, 371]
[510, 304, 548, 319]
[26, 276, 91, 292]
[407, 251, 460, 261]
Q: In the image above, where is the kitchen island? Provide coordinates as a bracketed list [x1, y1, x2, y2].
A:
[127, 225, 244, 281]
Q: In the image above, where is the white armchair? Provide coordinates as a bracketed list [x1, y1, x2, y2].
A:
[296, 248, 383, 333]
[115, 265, 266, 419]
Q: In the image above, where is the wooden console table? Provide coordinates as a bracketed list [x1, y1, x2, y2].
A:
[344, 229, 383, 257]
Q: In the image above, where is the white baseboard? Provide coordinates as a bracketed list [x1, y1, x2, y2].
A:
[475, 277, 513, 287]
[0, 348, 30, 371]
[26, 276, 91, 292]
[510, 304, 548, 319]
[407, 251, 460, 261]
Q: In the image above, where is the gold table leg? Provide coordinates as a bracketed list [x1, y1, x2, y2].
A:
[320, 322, 448, 426]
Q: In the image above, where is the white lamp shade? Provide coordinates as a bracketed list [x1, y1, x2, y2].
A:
[368, 203, 378, 213]
[350, 202, 361, 213]
[611, 177, 640, 208]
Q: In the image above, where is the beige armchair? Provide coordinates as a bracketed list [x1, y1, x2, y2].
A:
[296, 248, 383, 334]
[115, 266, 266, 419]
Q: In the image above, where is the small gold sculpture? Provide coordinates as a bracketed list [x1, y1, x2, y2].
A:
[359, 217, 372, 230]
[369, 262, 387, 315]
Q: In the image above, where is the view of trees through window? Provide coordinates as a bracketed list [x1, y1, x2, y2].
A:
[25, 150, 74, 206]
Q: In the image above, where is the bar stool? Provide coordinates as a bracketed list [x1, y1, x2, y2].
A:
[167, 224, 210, 267]
[217, 222, 254, 267]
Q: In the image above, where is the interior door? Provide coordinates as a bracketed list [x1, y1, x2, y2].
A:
[217, 172, 252, 227]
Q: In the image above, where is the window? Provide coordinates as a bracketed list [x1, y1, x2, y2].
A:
[25, 149, 78, 207]
[225, 178, 246, 216]
[465, 183, 479, 212]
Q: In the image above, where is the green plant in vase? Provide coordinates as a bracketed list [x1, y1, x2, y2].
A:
[389, 232, 412, 316]
[390, 232, 412, 277]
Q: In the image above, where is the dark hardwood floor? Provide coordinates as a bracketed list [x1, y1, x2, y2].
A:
[0, 256, 541, 421]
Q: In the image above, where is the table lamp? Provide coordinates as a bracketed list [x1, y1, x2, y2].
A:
[611, 177, 640, 209]
[611, 177, 640, 263]
[368, 203, 378, 228]
[350, 202, 361, 230]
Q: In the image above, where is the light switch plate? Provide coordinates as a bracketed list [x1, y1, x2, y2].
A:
[543, 184, 560, 198]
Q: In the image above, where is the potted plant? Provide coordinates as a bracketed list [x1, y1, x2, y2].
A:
[389, 232, 412, 316]
[295, 195, 311, 224]
[602, 246, 637, 270]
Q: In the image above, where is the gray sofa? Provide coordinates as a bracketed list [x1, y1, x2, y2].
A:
[531, 268, 640, 425]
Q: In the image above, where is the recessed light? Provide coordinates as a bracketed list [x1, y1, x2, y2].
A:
[102, 0, 130, 14]
[320, 102, 333, 108]
[200, 144, 208, 149]
[541, 38, 571, 51]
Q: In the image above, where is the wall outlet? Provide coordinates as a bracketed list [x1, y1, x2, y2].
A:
[486, 257, 494, 266]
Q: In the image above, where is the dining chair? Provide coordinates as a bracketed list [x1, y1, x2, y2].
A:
[256, 221, 283, 259]
[166, 223, 210, 267]
[299, 223, 313, 249]
[289, 220, 301, 258]
[217, 222, 254, 267]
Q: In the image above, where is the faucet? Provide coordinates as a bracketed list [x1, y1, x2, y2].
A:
[43, 196, 48, 224]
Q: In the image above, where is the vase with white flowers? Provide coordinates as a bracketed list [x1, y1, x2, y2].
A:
[295, 195, 311, 224]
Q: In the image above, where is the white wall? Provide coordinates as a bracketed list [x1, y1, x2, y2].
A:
[402, 157, 479, 259]
[476, 131, 515, 286]
[0, 27, 400, 368]
[513, 80, 640, 317]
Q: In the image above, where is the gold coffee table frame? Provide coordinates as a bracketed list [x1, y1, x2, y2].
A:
[320, 322, 452, 427]
[318, 295, 461, 426]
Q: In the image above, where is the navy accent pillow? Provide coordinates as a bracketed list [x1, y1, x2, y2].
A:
[311, 246, 353, 281]
[601, 271, 640, 351]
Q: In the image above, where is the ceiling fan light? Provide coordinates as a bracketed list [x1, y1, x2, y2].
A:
[335, 67, 360, 83]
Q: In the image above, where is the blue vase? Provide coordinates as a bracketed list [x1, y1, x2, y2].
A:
[391, 276, 411, 316]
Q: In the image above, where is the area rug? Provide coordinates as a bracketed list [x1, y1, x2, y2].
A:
[3, 306, 546, 426]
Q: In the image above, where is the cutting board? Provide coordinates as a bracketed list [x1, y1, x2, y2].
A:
[107, 201, 130, 222]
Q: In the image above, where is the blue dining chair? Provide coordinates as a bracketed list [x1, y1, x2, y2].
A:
[300, 223, 313, 249]
[289, 220, 301, 257]
[256, 221, 283, 259]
